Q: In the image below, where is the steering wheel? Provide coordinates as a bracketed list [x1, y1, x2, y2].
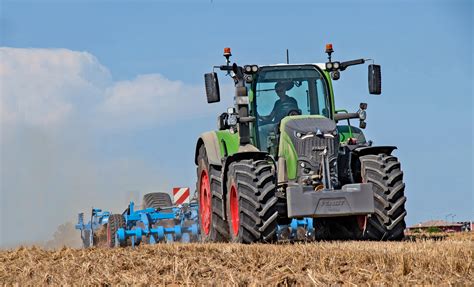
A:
[257, 111, 272, 126]
[288, 109, 302, 116]
[275, 101, 299, 121]
[258, 102, 300, 125]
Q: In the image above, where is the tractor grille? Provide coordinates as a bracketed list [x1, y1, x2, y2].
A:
[292, 136, 339, 166]
[283, 117, 340, 183]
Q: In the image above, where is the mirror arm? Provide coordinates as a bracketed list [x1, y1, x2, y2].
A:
[216, 65, 232, 71]
[334, 112, 360, 121]
[340, 59, 365, 71]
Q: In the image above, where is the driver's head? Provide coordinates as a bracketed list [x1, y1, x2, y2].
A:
[275, 82, 287, 97]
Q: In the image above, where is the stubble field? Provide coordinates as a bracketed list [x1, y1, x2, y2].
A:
[1, 233, 472, 285]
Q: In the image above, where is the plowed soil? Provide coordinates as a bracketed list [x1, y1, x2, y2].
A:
[1, 234, 472, 285]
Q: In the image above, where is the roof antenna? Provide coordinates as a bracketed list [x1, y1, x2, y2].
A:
[286, 49, 290, 64]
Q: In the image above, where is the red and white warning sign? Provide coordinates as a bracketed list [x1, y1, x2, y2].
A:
[173, 187, 190, 205]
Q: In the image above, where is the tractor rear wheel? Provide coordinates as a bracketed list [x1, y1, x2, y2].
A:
[226, 159, 278, 243]
[360, 154, 407, 240]
[107, 214, 126, 248]
[196, 145, 229, 241]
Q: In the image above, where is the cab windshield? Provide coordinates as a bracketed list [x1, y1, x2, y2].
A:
[254, 66, 331, 150]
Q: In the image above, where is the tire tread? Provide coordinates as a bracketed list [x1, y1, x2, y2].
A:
[361, 153, 407, 241]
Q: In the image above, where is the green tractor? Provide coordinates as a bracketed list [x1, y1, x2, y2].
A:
[195, 45, 406, 243]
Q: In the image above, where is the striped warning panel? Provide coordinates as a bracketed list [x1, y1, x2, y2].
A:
[173, 187, 190, 205]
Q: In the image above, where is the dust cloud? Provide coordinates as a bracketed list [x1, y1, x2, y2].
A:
[0, 122, 169, 248]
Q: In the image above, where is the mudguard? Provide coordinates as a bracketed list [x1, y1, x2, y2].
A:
[195, 132, 222, 166]
[353, 145, 397, 157]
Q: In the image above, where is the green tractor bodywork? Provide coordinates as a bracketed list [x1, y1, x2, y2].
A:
[195, 47, 406, 242]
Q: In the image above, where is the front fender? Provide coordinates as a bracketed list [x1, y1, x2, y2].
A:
[195, 132, 222, 166]
[353, 146, 397, 157]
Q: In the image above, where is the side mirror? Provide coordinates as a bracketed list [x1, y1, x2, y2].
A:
[368, 64, 381, 95]
[204, 72, 220, 103]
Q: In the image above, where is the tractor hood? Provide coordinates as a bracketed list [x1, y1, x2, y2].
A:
[278, 115, 339, 181]
[281, 115, 337, 136]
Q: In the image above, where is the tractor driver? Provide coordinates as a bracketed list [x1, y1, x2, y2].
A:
[259, 81, 299, 124]
[258, 81, 300, 151]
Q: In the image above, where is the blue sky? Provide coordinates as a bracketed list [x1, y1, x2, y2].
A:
[0, 0, 472, 246]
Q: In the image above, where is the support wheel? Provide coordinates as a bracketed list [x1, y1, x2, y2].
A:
[107, 214, 126, 248]
[142, 192, 174, 243]
[142, 192, 172, 209]
[360, 154, 407, 240]
[226, 159, 278, 243]
[196, 145, 228, 241]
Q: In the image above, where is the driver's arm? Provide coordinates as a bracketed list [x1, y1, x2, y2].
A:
[259, 102, 278, 123]
[291, 97, 299, 109]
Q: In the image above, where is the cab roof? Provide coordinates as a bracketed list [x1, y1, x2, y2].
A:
[259, 63, 326, 70]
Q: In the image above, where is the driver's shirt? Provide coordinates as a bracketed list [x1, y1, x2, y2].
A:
[272, 96, 298, 122]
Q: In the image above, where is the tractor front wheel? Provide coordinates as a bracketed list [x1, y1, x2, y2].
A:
[360, 154, 407, 240]
[226, 159, 278, 243]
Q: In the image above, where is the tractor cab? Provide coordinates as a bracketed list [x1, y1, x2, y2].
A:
[251, 65, 332, 153]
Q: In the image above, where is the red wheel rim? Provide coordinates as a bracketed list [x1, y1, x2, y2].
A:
[230, 184, 240, 236]
[199, 169, 212, 235]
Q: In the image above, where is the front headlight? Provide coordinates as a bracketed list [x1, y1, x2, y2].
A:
[227, 114, 238, 126]
[294, 131, 315, 140]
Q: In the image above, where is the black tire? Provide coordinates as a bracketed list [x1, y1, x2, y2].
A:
[142, 192, 173, 209]
[196, 145, 229, 241]
[107, 214, 126, 248]
[142, 192, 174, 243]
[226, 159, 278, 243]
[360, 154, 407, 240]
